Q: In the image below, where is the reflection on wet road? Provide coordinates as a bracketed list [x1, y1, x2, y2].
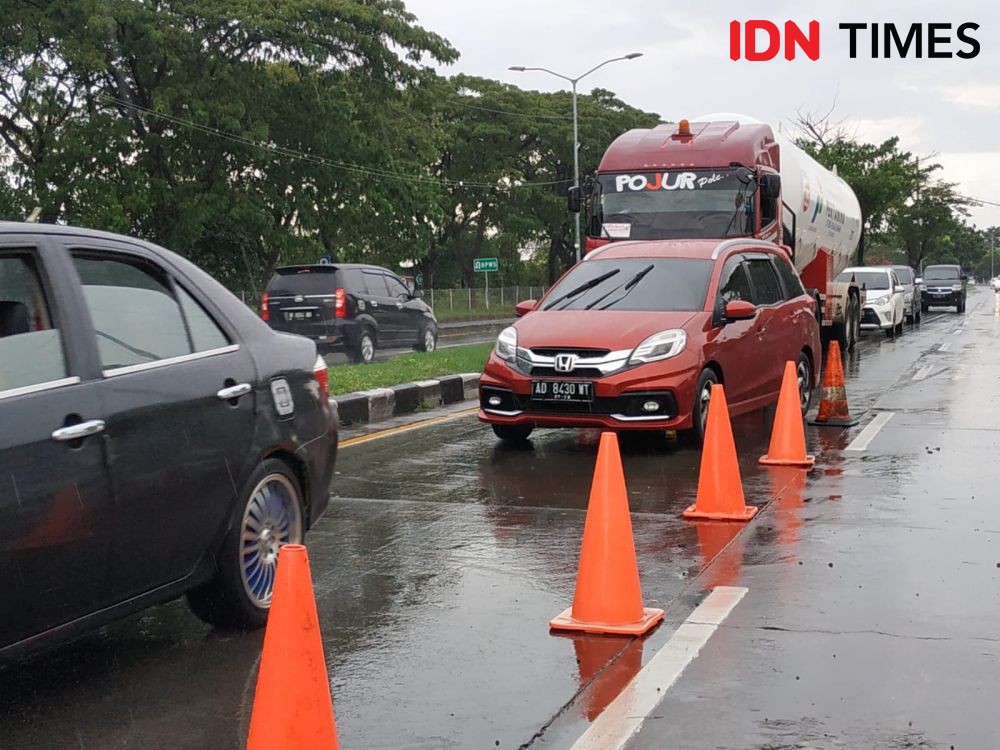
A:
[1, 295, 995, 749]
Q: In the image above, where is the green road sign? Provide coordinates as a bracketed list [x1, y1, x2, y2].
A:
[473, 257, 498, 273]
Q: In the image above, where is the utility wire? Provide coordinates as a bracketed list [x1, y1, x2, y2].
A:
[96, 94, 573, 190]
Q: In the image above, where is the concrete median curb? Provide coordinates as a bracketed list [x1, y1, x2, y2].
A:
[330, 373, 480, 426]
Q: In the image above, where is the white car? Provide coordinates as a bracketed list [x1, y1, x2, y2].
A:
[992, 276, 1000, 292]
[839, 266, 906, 338]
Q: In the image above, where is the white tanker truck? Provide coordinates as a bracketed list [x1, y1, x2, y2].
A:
[581, 112, 864, 349]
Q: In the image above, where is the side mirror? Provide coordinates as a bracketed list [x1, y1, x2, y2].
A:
[759, 173, 781, 201]
[567, 186, 582, 214]
[962, 274, 969, 281]
[515, 299, 537, 317]
[723, 299, 757, 321]
[411, 289, 424, 299]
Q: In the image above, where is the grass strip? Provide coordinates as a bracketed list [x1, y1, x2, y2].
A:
[328, 342, 493, 395]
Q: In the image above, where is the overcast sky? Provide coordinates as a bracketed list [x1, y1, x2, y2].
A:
[405, 0, 1000, 229]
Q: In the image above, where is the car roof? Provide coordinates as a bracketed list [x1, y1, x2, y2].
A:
[842, 266, 893, 274]
[584, 239, 784, 262]
[273, 263, 390, 273]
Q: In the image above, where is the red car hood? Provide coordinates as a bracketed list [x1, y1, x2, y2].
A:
[512, 310, 701, 349]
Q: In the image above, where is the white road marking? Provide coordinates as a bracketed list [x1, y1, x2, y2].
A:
[569, 586, 748, 750]
[845, 412, 895, 452]
[938, 342, 951, 353]
[913, 365, 933, 381]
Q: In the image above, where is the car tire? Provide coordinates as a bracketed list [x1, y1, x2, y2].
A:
[684, 367, 719, 444]
[796, 351, 814, 414]
[415, 322, 438, 352]
[492, 423, 533, 442]
[957, 299, 966, 314]
[186, 459, 305, 630]
[884, 325, 894, 339]
[349, 328, 376, 364]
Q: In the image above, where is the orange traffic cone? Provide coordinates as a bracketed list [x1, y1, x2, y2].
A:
[550, 432, 664, 636]
[246, 544, 340, 750]
[683, 384, 758, 522]
[759, 361, 815, 468]
[809, 340, 858, 427]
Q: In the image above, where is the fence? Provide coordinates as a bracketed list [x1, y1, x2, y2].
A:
[425, 286, 547, 320]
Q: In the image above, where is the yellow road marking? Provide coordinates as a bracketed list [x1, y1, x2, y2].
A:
[339, 407, 479, 448]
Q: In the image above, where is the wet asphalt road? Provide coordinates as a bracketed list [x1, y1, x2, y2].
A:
[2, 290, 997, 749]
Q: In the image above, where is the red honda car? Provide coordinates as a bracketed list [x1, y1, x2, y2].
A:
[479, 239, 821, 442]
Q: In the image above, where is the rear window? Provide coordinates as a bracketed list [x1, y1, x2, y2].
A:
[267, 267, 343, 297]
[542, 258, 712, 312]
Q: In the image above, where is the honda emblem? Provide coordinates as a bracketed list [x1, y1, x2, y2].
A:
[554, 354, 577, 373]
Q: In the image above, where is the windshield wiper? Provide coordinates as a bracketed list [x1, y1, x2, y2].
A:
[544, 268, 620, 310]
[590, 264, 655, 310]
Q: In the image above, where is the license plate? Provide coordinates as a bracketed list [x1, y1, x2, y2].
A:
[531, 380, 594, 402]
[285, 311, 313, 321]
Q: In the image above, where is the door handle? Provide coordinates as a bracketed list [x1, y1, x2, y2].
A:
[51, 419, 105, 442]
[370, 300, 379, 308]
[396, 302, 403, 308]
[217, 383, 253, 401]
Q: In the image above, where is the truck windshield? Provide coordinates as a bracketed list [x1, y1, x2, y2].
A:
[541, 258, 712, 312]
[591, 169, 753, 241]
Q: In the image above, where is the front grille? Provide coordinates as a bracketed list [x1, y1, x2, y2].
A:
[528, 366, 604, 378]
[529, 347, 611, 358]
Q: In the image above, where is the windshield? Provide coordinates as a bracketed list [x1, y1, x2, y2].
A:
[893, 267, 914, 284]
[542, 258, 712, 312]
[591, 169, 754, 241]
[837, 270, 890, 290]
[924, 266, 961, 281]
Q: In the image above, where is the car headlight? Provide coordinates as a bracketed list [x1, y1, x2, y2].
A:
[628, 329, 687, 365]
[952, 284, 963, 291]
[495, 326, 517, 364]
[872, 297, 891, 308]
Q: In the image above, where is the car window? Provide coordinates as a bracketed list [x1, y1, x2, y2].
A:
[746, 258, 783, 306]
[177, 284, 230, 352]
[718, 259, 753, 303]
[894, 267, 914, 284]
[772, 256, 805, 300]
[384, 274, 410, 298]
[363, 271, 390, 296]
[73, 253, 192, 370]
[0, 251, 68, 392]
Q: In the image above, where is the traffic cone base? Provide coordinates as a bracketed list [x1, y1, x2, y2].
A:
[808, 413, 858, 427]
[759, 453, 816, 468]
[549, 605, 664, 636]
[682, 503, 759, 522]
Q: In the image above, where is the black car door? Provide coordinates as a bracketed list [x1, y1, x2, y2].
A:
[360, 269, 397, 344]
[63, 240, 258, 599]
[0, 239, 114, 648]
[384, 273, 422, 344]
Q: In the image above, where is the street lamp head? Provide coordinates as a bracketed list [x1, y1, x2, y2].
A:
[508, 66, 526, 72]
[625, 52, 643, 60]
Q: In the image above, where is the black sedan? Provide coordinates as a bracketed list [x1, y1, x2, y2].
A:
[0, 223, 338, 657]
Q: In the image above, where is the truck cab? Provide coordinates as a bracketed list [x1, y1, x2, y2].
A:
[574, 114, 864, 350]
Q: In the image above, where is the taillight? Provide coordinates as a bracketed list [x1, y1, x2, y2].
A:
[260, 292, 269, 321]
[334, 288, 347, 318]
[314, 355, 330, 402]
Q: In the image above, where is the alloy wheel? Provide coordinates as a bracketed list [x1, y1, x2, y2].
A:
[240, 473, 303, 608]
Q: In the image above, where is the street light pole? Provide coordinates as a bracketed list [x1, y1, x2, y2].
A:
[509, 53, 643, 263]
